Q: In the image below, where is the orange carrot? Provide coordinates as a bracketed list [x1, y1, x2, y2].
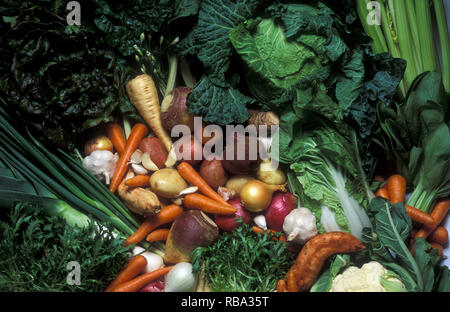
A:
[111, 266, 174, 292]
[106, 123, 127, 155]
[145, 228, 170, 243]
[429, 242, 443, 257]
[104, 255, 147, 292]
[376, 188, 390, 201]
[109, 123, 148, 193]
[416, 197, 450, 239]
[252, 226, 287, 242]
[428, 226, 448, 245]
[184, 193, 237, 215]
[405, 205, 436, 228]
[177, 162, 231, 206]
[124, 204, 183, 246]
[125, 175, 150, 188]
[387, 174, 406, 204]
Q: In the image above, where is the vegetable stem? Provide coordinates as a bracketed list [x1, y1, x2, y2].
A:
[433, 0, 450, 91]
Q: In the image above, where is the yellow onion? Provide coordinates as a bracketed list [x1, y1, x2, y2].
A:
[84, 136, 113, 156]
[239, 179, 286, 213]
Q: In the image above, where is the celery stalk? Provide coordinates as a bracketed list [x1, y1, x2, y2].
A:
[405, 0, 423, 73]
[392, 0, 418, 89]
[356, 0, 388, 53]
[433, 0, 450, 92]
[415, 0, 440, 73]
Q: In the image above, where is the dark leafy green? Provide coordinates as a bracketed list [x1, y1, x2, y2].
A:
[0, 202, 131, 292]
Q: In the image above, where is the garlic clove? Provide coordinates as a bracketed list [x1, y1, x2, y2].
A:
[178, 186, 199, 196]
[253, 215, 267, 230]
[164, 146, 177, 168]
[141, 152, 159, 171]
[130, 149, 143, 164]
[131, 163, 148, 175]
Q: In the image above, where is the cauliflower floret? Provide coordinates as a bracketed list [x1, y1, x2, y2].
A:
[82, 150, 118, 185]
[330, 261, 405, 292]
[282, 208, 318, 244]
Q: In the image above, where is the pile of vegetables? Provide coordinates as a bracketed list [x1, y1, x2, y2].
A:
[0, 0, 448, 293]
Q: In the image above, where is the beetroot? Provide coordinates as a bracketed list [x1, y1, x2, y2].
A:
[214, 198, 252, 232]
[139, 280, 165, 292]
[264, 192, 298, 232]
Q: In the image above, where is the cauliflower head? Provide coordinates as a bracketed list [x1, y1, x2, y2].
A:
[330, 261, 406, 292]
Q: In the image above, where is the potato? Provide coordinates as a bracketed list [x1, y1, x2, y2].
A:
[225, 175, 254, 194]
[150, 168, 188, 198]
[257, 159, 287, 185]
[199, 159, 228, 190]
[139, 137, 168, 169]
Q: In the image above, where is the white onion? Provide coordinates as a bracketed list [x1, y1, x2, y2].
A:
[164, 262, 198, 292]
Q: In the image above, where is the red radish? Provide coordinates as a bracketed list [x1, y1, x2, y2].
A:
[139, 280, 165, 292]
[264, 192, 298, 232]
[214, 198, 252, 232]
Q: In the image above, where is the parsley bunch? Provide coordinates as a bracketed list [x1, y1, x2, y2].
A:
[191, 220, 295, 292]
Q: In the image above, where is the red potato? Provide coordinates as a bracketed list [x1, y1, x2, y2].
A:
[174, 136, 203, 166]
[199, 159, 228, 190]
[214, 198, 252, 233]
[139, 137, 168, 169]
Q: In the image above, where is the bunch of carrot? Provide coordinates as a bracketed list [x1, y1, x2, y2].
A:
[374, 174, 449, 256]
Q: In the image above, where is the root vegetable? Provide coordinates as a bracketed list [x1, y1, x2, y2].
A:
[165, 262, 198, 292]
[104, 255, 147, 292]
[174, 136, 203, 166]
[276, 232, 365, 292]
[106, 123, 126, 155]
[247, 109, 279, 135]
[223, 134, 261, 175]
[124, 204, 184, 246]
[282, 208, 318, 244]
[257, 159, 287, 185]
[118, 178, 161, 217]
[225, 175, 254, 194]
[214, 198, 252, 232]
[146, 228, 170, 242]
[126, 74, 173, 153]
[199, 159, 228, 190]
[240, 180, 287, 213]
[109, 123, 149, 193]
[217, 186, 237, 201]
[149, 168, 188, 199]
[111, 266, 174, 292]
[265, 192, 298, 232]
[130, 246, 165, 274]
[139, 280, 165, 292]
[161, 87, 194, 133]
[163, 210, 219, 264]
[82, 150, 118, 185]
[184, 193, 237, 215]
[139, 137, 168, 169]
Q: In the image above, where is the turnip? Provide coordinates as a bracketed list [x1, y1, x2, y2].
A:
[214, 198, 252, 232]
[264, 192, 298, 232]
[163, 210, 219, 263]
[222, 134, 261, 175]
[161, 87, 194, 133]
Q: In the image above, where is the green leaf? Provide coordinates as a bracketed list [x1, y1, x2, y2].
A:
[187, 76, 253, 125]
[310, 254, 350, 292]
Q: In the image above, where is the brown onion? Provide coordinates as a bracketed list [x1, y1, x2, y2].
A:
[240, 179, 286, 213]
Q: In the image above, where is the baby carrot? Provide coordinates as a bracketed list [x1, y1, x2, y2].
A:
[125, 175, 150, 188]
[387, 174, 406, 204]
[124, 204, 183, 246]
[146, 228, 170, 243]
[111, 266, 174, 292]
[177, 162, 231, 207]
[416, 197, 450, 239]
[106, 123, 127, 155]
[183, 193, 237, 215]
[104, 255, 147, 292]
[405, 205, 435, 228]
[428, 226, 448, 245]
[110, 123, 148, 193]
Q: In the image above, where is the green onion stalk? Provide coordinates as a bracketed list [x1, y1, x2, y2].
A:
[0, 98, 165, 256]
